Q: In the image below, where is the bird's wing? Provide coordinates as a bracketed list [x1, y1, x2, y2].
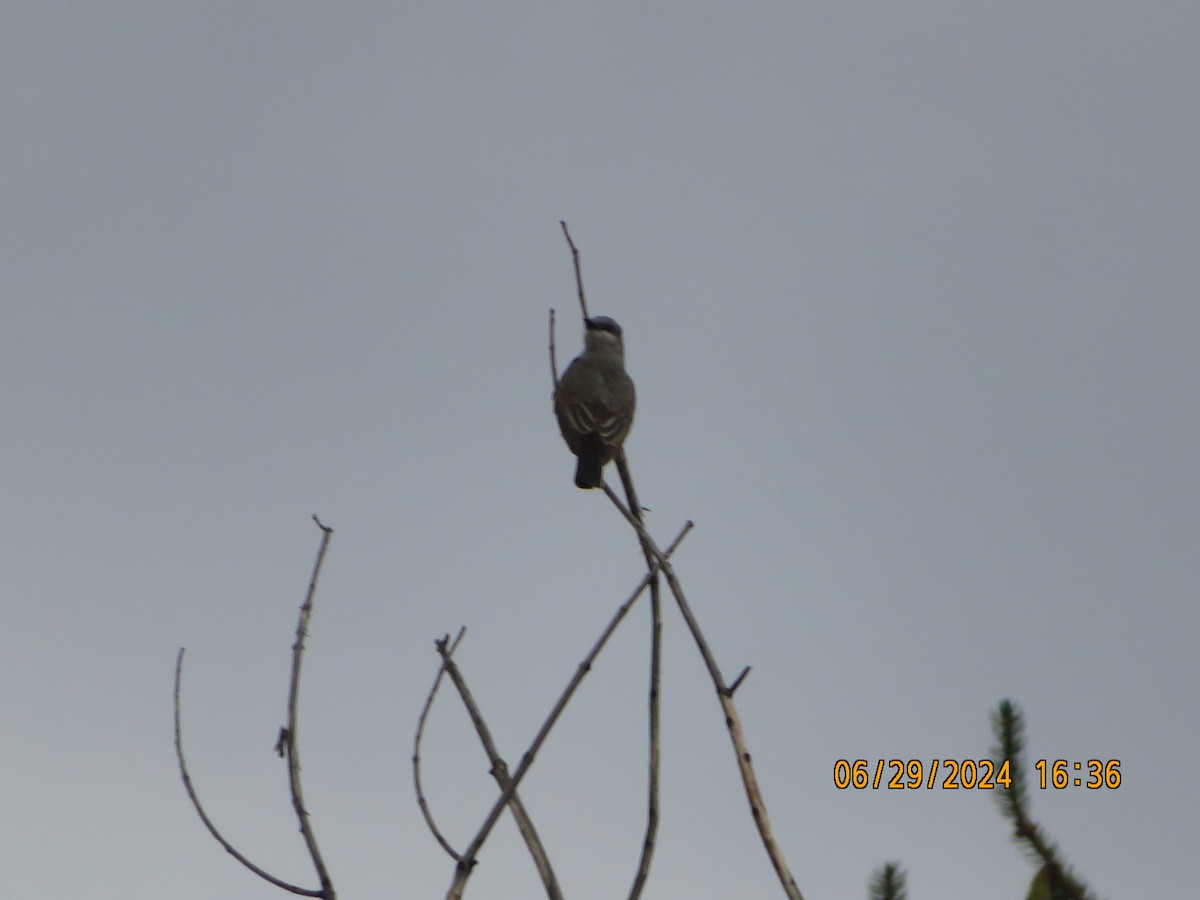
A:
[555, 361, 635, 450]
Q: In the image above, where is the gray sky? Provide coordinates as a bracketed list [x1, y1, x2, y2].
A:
[3, 3, 1196, 898]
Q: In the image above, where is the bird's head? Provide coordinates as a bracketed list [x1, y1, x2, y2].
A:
[583, 316, 625, 356]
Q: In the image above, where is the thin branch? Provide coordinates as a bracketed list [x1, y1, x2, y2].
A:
[614, 452, 662, 900]
[436, 642, 564, 900]
[174, 648, 323, 897]
[559, 220, 589, 321]
[549, 308, 559, 389]
[729, 666, 753, 696]
[281, 515, 337, 899]
[413, 628, 470, 863]
[445, 521, 694, 900]
[602, 484, 805, 900]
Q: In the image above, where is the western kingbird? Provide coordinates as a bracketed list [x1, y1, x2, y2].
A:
[554, 316, 636, 489]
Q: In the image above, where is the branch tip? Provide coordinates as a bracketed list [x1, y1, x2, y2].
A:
[729, 666, 753, 695]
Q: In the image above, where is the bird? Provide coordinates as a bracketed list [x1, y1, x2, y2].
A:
[554, 316, 637, 489]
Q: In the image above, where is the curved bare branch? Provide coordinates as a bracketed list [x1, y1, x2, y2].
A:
[174, 648, 323, 897]
[412, 629, 471, 863]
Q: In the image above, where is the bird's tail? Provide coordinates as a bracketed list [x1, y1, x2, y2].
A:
[574, 434, 604, 489]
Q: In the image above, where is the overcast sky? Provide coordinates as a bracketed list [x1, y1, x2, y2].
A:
[3, 3, 1197, 898]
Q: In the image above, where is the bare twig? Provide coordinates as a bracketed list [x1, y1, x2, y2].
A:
[729, 666, 753, 696]
[280, 515, 337, 899]
[174, 651, 322, 897]
[602, 485, 805, 900]
[614, 453, 662, 900]
[549, 308, 560, 390]
[559, 220, 589, 321]
[436, 641, 564, 900]
[413, 628, 470, 863]
[444, 521, 693, 900]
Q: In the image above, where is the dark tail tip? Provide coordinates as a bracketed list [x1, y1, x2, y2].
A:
[574, 461, 602, 489]
[574, 440, 603, 489]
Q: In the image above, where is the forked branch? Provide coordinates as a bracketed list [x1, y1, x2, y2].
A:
[174, 649, 323, 897]
[439, 521, 693, 900]
[603, 485, 805, 900]
[174, 515, 337, 898]
[435, 637, 564, 900]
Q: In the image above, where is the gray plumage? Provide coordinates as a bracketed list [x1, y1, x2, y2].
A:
[554, 316, 637, 489]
